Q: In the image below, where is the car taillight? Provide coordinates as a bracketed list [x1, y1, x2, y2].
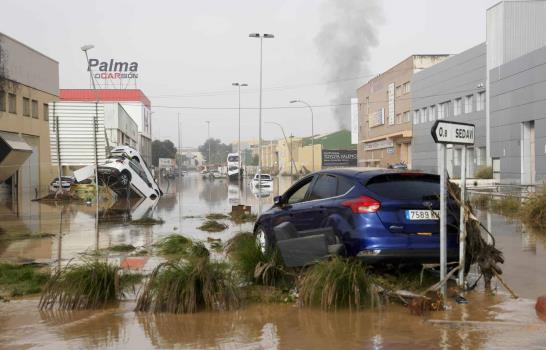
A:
[341, 196, 381, 213]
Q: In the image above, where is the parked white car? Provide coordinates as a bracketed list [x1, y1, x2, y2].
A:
[49, 176, 76, 192]
[74, 146, 162, 200]
[251, 173, 273, 189]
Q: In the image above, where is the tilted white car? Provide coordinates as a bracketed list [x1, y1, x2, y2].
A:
[74, 146, 162, 200]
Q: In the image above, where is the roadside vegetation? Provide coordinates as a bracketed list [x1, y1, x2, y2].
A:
[475, 166, 493, 179]
[108, 244, 136, 252]
[135, 242, 239, 314]
[39, 260, 141, 310]
[521, 187, 546, 231]
[205, 213, 229, 220]
[197, 219, 228, 232]
[130, 217, 165, 225]
[0, 263, 49, 298]
[229, 212, 257, 224]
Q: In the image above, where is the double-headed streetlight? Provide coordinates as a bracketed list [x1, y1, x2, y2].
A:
[232, 82, 248, 192]
[265, 121, 298, 180]
[249, 33, 274, 215]
[290, 99, 315, 172]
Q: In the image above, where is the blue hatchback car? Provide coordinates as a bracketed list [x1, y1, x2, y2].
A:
[254, 169, 459, 266]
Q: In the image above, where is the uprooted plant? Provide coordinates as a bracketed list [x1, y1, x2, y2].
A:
[39, 259, 141, 310]
[225, 232, 293, 287]
[298, 257, 377, 311]
[198, 219, 228, 232]
[154, 234, 192, 257]
[135, 243, 239, 314]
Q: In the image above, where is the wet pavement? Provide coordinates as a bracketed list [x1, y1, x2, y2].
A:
[1, 172, 546, 349]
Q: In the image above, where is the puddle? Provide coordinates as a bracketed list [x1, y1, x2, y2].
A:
[1, 173, 546, 349]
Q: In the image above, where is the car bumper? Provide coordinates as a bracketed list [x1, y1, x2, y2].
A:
[356, 248, 459, 264]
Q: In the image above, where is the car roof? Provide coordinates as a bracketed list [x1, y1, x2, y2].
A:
[313, 167, 433, 181]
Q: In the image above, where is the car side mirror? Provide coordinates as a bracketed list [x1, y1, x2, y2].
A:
[274, 195, 283, 206]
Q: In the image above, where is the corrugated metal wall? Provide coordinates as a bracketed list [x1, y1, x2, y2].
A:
[487, 1, 546, 70]
[49, 102, 107, 166]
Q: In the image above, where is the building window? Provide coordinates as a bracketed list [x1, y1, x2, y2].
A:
[396, 113, 402, 124]
[464, 94, 473, 113]
[403, 82, 411, 93]
[8, 93, 16, 114]
[429, 105, 436, 122]
[403, 111, 411, 123]
[396, 85, 402, 97]
[0, 91, 5, 112]
[31, 100, 38, 118]
[413, 110, 420, 125]
[23, 97, 30, 116]
[454, 98, 462, 116]
[370, 108, 385, 127]
[43, 103, 49, 121]
[421, 107, 427, 123]
[438, 101, 450, 119]
[476, 91, 485, 111]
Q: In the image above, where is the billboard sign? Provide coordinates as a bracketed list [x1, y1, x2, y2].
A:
[322, 150, 357, 167]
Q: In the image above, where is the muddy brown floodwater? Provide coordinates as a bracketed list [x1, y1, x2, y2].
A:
[1, 173, 546, 349]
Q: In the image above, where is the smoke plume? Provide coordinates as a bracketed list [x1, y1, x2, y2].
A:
[315, 0, 383, 129]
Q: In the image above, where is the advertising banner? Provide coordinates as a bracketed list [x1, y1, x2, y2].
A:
[322, 149, 357, 167]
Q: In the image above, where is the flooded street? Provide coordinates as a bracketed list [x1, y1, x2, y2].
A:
[1, 173, 546, 349]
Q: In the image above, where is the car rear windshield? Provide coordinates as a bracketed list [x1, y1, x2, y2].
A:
[365, 173, 440, 201]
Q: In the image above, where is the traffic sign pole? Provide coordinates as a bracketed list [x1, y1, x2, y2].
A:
[439, 144, 447, 297]
[431, 120, 475, 297]
[458, 146, 467, 288]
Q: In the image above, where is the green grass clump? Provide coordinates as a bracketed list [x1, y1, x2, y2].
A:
[475, 166, 493, 179]
[229, 212, 257, 224]
[197, 220, 228, 232]
[521, 187, 546, 231]
[298, 257, 374, 311]
[226, 232, 290, 287]
[471, 194, 491, 210]
[131, 217, 165, 225]
[109, 244, 136, 252]
[39, 260, 137, 310]
[135, 245, 239, 313]
[490, 196, 521, 216]
[0, 263, 49, 297]
[154, 234, 192, 257]
[206, 213, 229, 220]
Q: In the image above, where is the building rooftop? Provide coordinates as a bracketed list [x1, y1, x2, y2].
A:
[60, 89, 151, 108]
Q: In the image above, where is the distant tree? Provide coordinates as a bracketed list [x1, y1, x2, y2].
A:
[151, 139, 177, 166]
[251, 154, 259, 166]
[198, 138, 232, 164]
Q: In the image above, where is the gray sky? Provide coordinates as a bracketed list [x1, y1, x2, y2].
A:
[2, 0, 498, 147]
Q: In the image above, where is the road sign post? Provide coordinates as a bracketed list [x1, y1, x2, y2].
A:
[431, 120, 475, 296]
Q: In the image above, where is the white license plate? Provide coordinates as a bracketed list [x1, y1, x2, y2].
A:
[406, 210, 439, 221]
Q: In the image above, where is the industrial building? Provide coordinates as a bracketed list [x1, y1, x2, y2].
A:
[411, 43, 487, 178]
[0, 32, 59, 201]
[59, 89, 152, 165]
[487, 0, 546, 184]
[356, 55, 449, 168]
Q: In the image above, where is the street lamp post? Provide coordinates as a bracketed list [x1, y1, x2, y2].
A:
[249, 33, 274, 215]
[232, 82, 248, 194]
[290, 99, 315, 172]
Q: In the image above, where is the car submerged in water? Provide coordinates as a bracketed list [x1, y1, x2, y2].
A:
[74, 146, 162, 200]
[253, 168, 459, 267]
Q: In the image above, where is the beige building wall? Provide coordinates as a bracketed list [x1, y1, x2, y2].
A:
[262, 137, 322, 175]
[0, 33, 59, 199]
[357, 55, 449, 168]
